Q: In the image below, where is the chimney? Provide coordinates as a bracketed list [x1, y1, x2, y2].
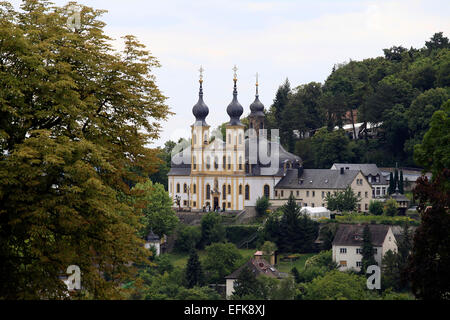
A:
[340, 167, 344, 174]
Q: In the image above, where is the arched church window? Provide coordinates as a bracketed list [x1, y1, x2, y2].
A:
[263, 185, 270, 198]
[239, 156, 243, 170]
[245, 185, 250, 200]
[223, 156, 226, 169]
[228, 156, 231, 170]
[193, 184, 196, 194]
[228, 184, 231, 194]
[193, 156, 197, 170]
[222, 184, 226, 200]
[206, 184, 211, 200]
[176, 183, 180, 193]
[206, 156, 211, 170]
[214, 156, 219, 170]
[183, 183, 187, 193]
[239, 184, 243, 195]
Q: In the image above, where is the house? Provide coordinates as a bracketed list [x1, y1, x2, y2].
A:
[225, 252, 286, 299]
[388, 191, 411, 215]
[144, 231, 161, 256]
[331, 163, 389, 198]
[332, 224, 397, 272]
[273, 167, 373, 212]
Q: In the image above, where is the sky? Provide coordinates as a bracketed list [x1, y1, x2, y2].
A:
[8, 0, 450, 147]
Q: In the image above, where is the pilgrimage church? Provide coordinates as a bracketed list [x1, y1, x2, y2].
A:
[168, 66, 302, 212]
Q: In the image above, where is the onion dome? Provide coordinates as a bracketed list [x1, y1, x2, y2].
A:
[227, 65, 244, 125]
[249, 73, 265, 117]
[192, 66, 209, 126]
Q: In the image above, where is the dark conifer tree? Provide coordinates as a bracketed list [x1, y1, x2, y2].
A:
[361, 225, 377, 274]
[185, 250, 204, 288]
[399, 171, 404, 194]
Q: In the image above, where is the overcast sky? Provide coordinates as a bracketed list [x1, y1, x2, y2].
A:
[9, 0, 450, 147]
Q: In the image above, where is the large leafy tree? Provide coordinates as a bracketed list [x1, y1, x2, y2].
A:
[407, 170, 450, 299]
[325, 186, 361, 212]
[203, 242, 242, 284]
[0, 1, 170, 299]
[131, 180, 179, 238]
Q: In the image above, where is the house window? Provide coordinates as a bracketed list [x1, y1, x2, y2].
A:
[228, 202, 231, 208]
[183, 200, 188, 206]
[206, 184, 211, 200]
[296, 191, 299, 196]
[176, 183, 180, 193]
[245, 185, 250, 200]
[365, 191, 368, 198]
[312, 191, 315, 197]
[193, 201, 196, 207]
[356, 261, 362, 267]
[322, 191, 325, 198]
[340, 248, 347, 254]
[356, 248, 362, 254]
[264, 185, 270, 198]
[306, 191, 309, 197]
[304, 203, 307, 207]
[358, 204, 361, 211]
[312, 203, 315, 207]
[281, 190, 284, 197]
[339, 261, 347, 267]
[365, 204, 368, 210]
[358, 191, 361, 197]
[275, 190, 278, 197]
[373, 248, 378, 254]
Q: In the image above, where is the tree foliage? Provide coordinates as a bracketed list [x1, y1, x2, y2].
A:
[325, 186, 361, 212]
[0, 0, 170, 299]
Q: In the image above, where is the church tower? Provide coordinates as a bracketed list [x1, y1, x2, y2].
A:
[191, 66, 209, 173]
[225, 66, 245, 174]
[248, 73, 265, 136]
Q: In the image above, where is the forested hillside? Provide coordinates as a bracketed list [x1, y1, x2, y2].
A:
[265, 32, 450, 169]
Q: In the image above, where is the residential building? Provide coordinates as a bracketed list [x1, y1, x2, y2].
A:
[273, 167, 373, 212]
[331, 163, 389, 198]
[332, 224, 397, 272]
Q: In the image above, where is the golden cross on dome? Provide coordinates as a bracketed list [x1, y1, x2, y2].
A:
[199, 65, 204, 83]
[233, 65, 238, 81]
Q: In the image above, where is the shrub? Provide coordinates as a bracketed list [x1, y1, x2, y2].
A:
[369, 200, 384, 215]
[384, 199, 399, 216]
[174, 225, 201, 253]
[255, 196, 271, 216]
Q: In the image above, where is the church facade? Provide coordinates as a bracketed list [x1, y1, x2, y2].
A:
[168, 68, 301, 212]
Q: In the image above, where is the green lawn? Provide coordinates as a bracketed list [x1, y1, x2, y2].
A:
[275, 253, 317, 273]
[165, 248, 256, 269]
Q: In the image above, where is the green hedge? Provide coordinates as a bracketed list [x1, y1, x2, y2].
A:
[225, 225, 260, 248]
[332, 214, 420, 226]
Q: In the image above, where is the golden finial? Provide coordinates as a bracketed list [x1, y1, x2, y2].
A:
[233, 65, 238, 82]
[199, 65, 204, 83]
[255, 72, 259, 87]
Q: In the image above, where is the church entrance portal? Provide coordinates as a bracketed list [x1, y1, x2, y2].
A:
[213, 197, 219, 211]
